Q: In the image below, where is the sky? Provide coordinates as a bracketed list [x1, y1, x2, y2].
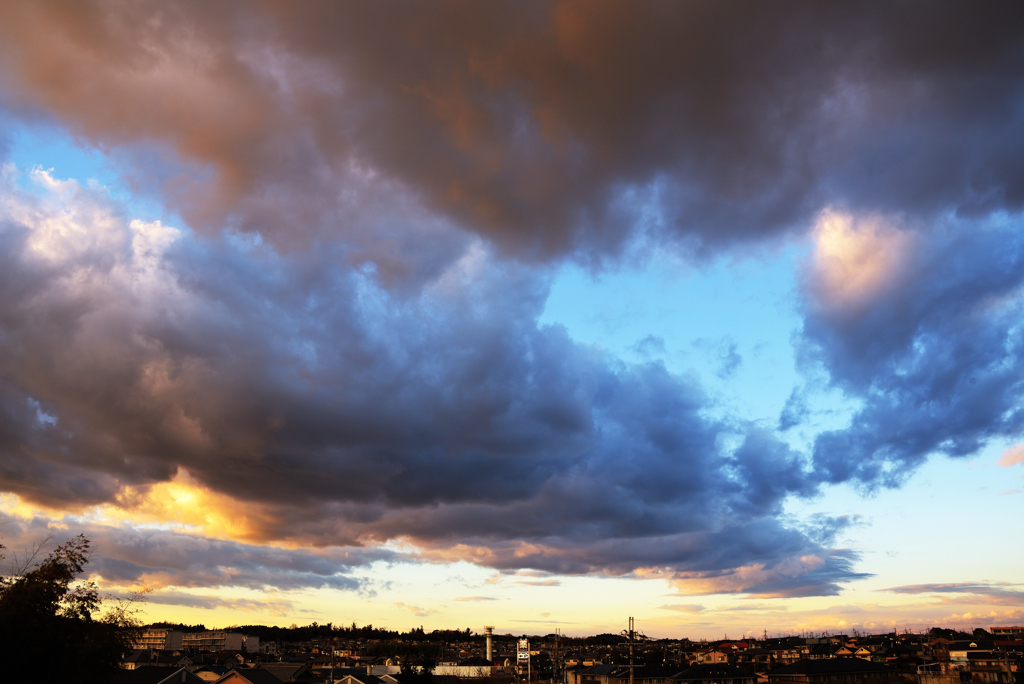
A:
[0, 1, 1023, 639]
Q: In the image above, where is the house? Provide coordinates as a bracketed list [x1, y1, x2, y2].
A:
[767, 659, 899, 684]
[671, 663, 758, 684]
[193, 666, 233, 682]
[122, 650, 193, 670]
[211, 670, 285, 684]
[252, 663, 318, 682]
[324, 667, 373, 681]
[733, 649, 773, 671]
[576, 663, 678, 684]
[803, 645, 835, 661]
[118, 666, 206, 684]
[698, 652, 730, 666]
[683, 650, 713, 666]
[770, 648, 808, 667]
[964, 652, 1014, 684]
[338, 674, 385, 684]
[190, 652, 246, 669]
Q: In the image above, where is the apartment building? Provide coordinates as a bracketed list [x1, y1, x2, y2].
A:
[182, 631, 258, 652]
[134, 628, 184, 650]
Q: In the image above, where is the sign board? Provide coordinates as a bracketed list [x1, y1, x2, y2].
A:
[518, 638, 530, 661]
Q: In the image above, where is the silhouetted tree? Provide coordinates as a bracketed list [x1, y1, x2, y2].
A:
[398, 646, 439, 684]
[0, 534, 142, 684]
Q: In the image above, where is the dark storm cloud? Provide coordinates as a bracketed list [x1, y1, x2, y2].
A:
[0, 2, 1022, 259]
[799, 218, 1024, 487]
[0, 172, 852, 595]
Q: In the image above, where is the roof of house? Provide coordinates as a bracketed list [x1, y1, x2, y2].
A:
[673, 664, 759, 681]
[330, 667, 370, 678]
[340, 674, 384, 684]
[124, 651, 153, 664]
[808, 645, 835, 656]
[583, 664, 621, 676]
[214, 671, 286, 684]
[946, 641, 995, 651]
[194, 666, 232, 676]
[770, 659, 893, 676]
[119, 666, 207, 684]
[254, 663, 317, 682]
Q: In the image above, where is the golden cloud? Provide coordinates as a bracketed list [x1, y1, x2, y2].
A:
[808, 209, 914, 311]
[998, 443, 1024, 467]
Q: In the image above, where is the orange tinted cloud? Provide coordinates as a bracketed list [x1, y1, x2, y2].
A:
[808, 209, 914, 311]
[3, 2, 1021, 258]
[999, 444, 1024, 467]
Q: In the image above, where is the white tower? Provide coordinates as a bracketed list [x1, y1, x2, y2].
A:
[484, 626, 494, 662]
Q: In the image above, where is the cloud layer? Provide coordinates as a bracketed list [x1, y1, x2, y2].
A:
[800, 212, 1024, 486]
[0, 2, 1022, 259]
[0, 2, 1023, 602]
[0, 168, 854, 596]
[0, 511, 388, 597]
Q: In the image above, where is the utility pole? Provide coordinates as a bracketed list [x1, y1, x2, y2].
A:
[628, 617, 635, 684]
[554, 629, 560, 684]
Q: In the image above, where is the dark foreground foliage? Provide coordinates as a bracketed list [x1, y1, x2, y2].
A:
[0, 534, 142, 684]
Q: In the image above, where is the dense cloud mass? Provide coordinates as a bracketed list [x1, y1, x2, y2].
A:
[0, 168, 854, 596]
[800, 214, 1024, 486]
[0, 1, 1022, 602]
[0, 2, 1022, 258]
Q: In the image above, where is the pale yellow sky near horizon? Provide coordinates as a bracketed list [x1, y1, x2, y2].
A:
[4, 450, 1018, 640]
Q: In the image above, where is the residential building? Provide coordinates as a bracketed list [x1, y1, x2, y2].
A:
[184, 632, 244, 652]
[699, 652, 730, 665]
[576, 663, 677, 684]
[767, 659, 900, 684]
[965, 652, 1015, 683]
[135, 629, 184, 651]
[672, 664, 758, 684]
[990, 628, 1024, 637]
[181, 631, 258, 653]
[733, 648, 773, 671]
[122, 650, 193, 671]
